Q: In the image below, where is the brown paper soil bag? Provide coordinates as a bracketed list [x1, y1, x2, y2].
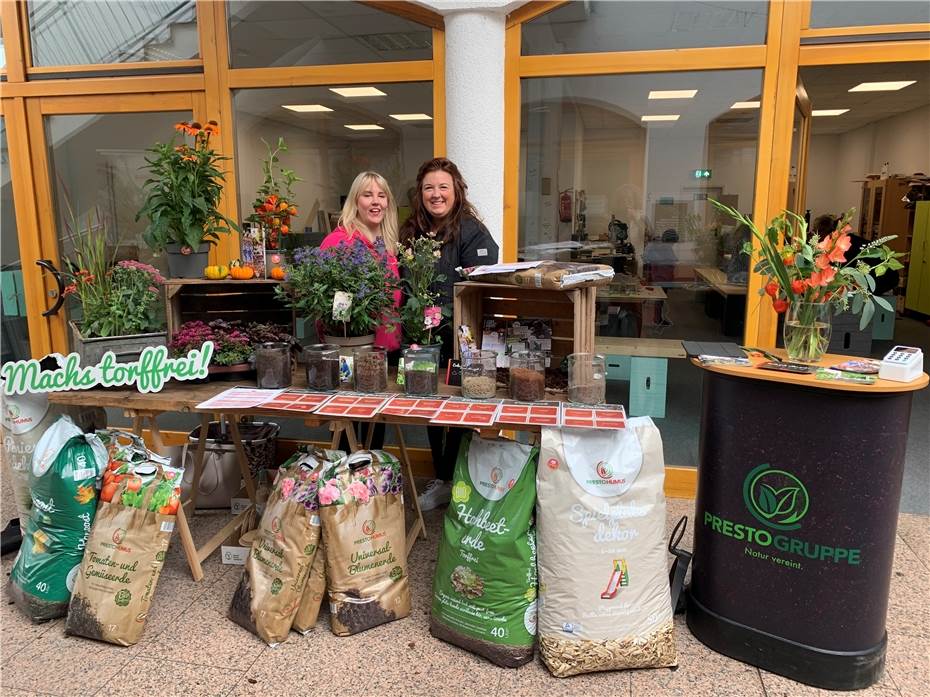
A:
[464, 261, 614, 290]
[291, 538, 327, 634]
[228, 448, 340, 646]
[537, 418, 677, 677]
[318, 450, 410, 636]
[65, 463, 182, 646]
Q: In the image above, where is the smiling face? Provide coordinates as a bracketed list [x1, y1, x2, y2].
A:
[421, 170, 455, 221]
[357, 179, 388, 233]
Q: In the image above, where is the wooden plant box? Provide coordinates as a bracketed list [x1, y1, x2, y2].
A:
[70, 320, 166, 365]
[452, 281, 596, 361]
[164, 279, 295, 339]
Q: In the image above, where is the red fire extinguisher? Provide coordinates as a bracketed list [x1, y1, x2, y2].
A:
[559, 190, 573, 223]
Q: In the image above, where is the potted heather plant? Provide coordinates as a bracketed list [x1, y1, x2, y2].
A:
[169, 320, 253, 380]
[63, 211, 167, 364]
[713, 200, 904, 362]
[137, 120, 240, 278]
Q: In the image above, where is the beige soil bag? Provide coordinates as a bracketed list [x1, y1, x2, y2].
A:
[65, 478, 175, 646]
[291, 537, 327, 634]
[228, 469, 321, 646]
[537, 417, 677, 676]
[319, 451, 410, 636]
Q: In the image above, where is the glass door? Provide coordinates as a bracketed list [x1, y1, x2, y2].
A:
[1, 116, 32, 363]
[26, 95, 197, 354]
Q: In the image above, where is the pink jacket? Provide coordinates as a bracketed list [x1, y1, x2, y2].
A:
[319, 226, 401, 351]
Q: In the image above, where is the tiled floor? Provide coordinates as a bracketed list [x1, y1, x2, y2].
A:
[1, 498, 928, 697]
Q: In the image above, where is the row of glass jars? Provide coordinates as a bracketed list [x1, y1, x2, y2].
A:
[298, 344, 606, 404]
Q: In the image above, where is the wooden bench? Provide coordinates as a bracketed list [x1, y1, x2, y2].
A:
[595, 337, 686, 418]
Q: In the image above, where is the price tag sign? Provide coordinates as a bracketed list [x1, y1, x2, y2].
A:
[221, 545, 249, 565]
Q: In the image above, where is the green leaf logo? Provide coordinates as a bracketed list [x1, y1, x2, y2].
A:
[743, 465, 810, 531]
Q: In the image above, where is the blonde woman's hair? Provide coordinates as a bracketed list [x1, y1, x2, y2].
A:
[338, 171, 398, 254]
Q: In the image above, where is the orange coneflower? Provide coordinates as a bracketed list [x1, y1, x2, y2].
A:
[174, 121, 188, 132]
[203, 122, 219, 136]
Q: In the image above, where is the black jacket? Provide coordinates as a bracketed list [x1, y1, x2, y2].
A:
[432, 215, 499, 307]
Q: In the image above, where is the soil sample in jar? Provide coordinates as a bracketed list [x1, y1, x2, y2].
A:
[462, 375, 497, 399]
[509, 351, 546, 402]
[306, 344, 340, 391]
[354, 350, 387, 393]
[567, 353, 606, 405]
[461, 350, 499, 400]
[509, 367, 546, 401]
[404, 348, 439, 396]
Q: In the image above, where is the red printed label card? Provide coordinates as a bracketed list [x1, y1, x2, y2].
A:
[432, 398, 502, 426]
[258, 390, 335, 413]
[560, 404, 626, 430]
[497, 400, 561, 427]
[380, 396, 448, 419]
[315, 392, 391, 418]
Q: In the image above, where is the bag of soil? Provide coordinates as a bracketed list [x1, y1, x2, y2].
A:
[430, 434, 539, 667]
[291, 537, 327, 634]
[9, 416, 107, 622]
[65, 461, 182, 646]
[228, 447, 339, 646]
[537, 418, 676, 677]
[318, 450, 410, 636]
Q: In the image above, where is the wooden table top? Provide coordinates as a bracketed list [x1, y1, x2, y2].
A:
[694, 350, 929, 393]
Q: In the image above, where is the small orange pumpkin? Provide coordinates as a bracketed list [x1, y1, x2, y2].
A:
[229, 260, 255, 280]
[270, 267, 286, 281]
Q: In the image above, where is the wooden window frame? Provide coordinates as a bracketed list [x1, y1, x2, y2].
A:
[0, 0, 445, 357]
[504, 0, 929, 349]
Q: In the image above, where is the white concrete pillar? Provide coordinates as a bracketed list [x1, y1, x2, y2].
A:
[443, 8, 506, 253]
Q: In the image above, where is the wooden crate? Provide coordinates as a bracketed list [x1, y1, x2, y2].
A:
[164, 279, 294, 339]
[452, 281, 596, 360]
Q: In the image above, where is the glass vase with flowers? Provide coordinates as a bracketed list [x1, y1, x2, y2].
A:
[713, 200, 904, 362]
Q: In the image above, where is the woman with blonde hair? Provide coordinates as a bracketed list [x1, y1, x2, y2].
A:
[319, 170, 401, 351]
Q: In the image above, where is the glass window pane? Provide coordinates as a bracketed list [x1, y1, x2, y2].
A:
[28, 1, 198, 67]
[522, 1, 768, 55]
[810, 0, 930, 29]
[232, 82, 433, 239]
[46, 111, 192, 333]
[228, 1, 432, 68]
[1, 117, 32, 362]
[520, 69, 762, 465]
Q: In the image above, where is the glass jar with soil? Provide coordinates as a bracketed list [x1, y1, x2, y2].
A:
[353, 347, 388, 393]
[509, 351, 546, 402]
[305, 344, 340, 391]
[567, 352, 606, 405]
[403, 348, 439, 396]
[461, 350, 498, 399]
[255, 342, 292, 389]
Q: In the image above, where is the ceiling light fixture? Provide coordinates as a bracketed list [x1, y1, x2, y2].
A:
[731, 101, 761, 109]
[344, 124, 384, 131]
[849, 80, 916, 92]
[812, 109, 849, 116]
[648, 90, 698, 99]
[282, 104, 333, 113]
[641, 114, 680, 122]
[330, 87, 386, 97]
[389, 113, 433, 121]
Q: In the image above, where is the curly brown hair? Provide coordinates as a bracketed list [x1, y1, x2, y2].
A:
[400, 157, 481, 244]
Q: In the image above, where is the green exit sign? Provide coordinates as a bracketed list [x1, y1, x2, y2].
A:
[693, 169, 712, 179]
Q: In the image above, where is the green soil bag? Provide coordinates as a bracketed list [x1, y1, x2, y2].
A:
[10, 416, 107, 622]
[430, 433, 539, 667]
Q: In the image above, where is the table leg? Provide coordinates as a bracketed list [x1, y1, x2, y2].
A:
[186, 413, 211, 512]
[364, 422, 375, 450]
[395, 425, 427, 550]
[343, 420, 361, 453]
[226, 415, 257, 502]
[173, 499, 204, 582]
[329, 422, 342, 450]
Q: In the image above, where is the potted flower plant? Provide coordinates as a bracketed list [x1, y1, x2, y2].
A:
[136, 120, 240, 278]
[63, 212, 167, 364]
[274, 240, 398, 349]
[169, 319, 253, 379]
[713, 200, 904, 362]
[248, 137, 302, 253]
[398, 234, 447, 349]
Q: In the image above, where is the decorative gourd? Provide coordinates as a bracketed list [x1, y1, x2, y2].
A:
[229, 260, 255, 280]
[270, 267, 286, 281]
[203, 264, 229, 280]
